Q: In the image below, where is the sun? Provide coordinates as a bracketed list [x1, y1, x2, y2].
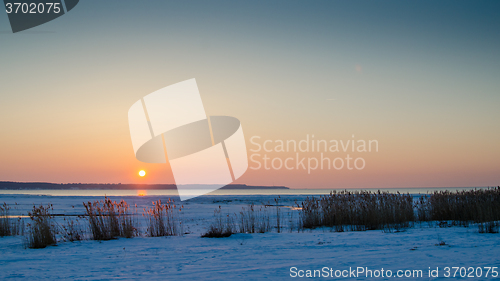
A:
[138, 170, 146, 177]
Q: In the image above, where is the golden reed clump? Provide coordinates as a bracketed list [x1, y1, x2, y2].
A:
[143, 199, 183, 237]
[83, 196, 138, 240]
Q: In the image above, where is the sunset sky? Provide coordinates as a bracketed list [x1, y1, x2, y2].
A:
[0, 0, 499, 189]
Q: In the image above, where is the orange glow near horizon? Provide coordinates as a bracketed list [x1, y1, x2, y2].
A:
[137, 190, 147, 196]
[1, 7, 500, 190]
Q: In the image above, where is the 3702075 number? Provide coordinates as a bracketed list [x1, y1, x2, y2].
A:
[443, 267, 498, 278]
[5, 3, 61, 14]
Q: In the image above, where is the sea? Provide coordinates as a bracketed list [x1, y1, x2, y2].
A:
[0, 187, 492, 197]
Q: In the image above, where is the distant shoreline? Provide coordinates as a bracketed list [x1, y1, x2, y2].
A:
[0, 181, 289, 190]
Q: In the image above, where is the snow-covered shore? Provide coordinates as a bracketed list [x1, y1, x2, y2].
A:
[1, 194, 499, 280]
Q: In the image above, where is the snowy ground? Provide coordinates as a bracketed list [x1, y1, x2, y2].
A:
[1, 194, 499, 280]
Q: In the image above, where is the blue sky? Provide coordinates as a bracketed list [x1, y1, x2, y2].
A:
[0, 1, 499, 187]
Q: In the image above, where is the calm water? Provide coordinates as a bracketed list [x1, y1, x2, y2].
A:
[0, 187, 491, 197]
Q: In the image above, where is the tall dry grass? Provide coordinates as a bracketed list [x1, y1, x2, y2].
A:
[275, 196, 282, 233]
[0, 203, 23, 237]
[417, 187, 500, 232]
[202, 206, 235, 238]
[144, 199, 183, 237]
[26, 204, 56, 248]
[238, 204, 271, 234]
[203, 199, 297, 237]
[0, 202, 10, 236]
[83, 197, 138, 240]
[299, 190, 414, 231]
[59, 217, 84, 242]
[415, 195, 431, 222]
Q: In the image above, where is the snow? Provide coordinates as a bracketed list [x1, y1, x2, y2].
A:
[1, 194, 499, 280]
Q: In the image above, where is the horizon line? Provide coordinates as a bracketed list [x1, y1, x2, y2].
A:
[0, 180, 496, 190]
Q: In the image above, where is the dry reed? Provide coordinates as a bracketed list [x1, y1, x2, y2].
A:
[83, 197, 138, 240]
[26, 204, 56, 248]
[202, 206, 235, 238]
[299, 190, 414, 231]
[143, 199, 183, 237]
[59, 217, 84, 242]
[418, 187, 500, 231]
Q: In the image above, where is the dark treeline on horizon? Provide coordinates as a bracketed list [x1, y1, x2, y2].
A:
[0, 181, 289, 190]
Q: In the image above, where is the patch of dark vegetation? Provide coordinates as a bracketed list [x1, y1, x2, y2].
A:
[201, 206, 235, 238]
[298, 190, 414, 231]
[435, 241, 447, 246]
[478, 221, 499, 234]
[296, 188, 499, 233]
[418, 187, 500, 232]
[26, 204, 56, 249]
[201, 228, 233, 238]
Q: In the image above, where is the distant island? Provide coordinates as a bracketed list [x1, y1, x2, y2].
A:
[0, 181, 289, 190]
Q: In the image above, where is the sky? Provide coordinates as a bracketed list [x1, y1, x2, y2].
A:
[0, 0, 499, 189]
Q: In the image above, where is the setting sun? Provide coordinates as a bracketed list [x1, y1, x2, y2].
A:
[138, 170, 146, 177]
